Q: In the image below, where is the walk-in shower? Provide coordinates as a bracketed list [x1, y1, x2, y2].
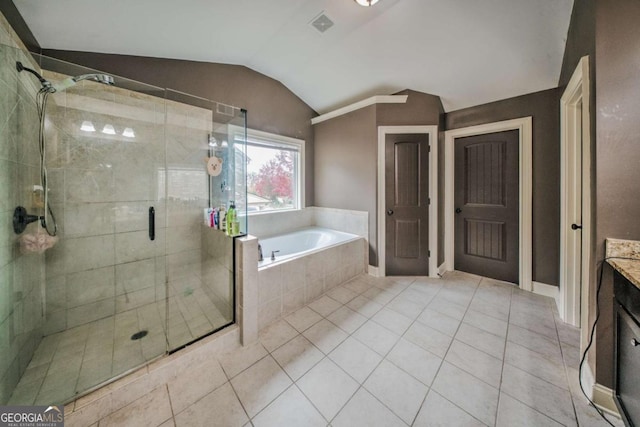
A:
[1, 46, 246, 406]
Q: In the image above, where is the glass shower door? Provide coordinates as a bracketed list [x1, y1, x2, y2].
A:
[163, 90, 245, 351]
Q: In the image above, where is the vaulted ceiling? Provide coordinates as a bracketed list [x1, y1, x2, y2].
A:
[13, 0, 574, 113]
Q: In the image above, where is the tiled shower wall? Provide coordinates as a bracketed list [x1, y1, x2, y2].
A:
[42, 82, 220, 336]
[42, 72, 168, 335]
[0, 21, 47, 403]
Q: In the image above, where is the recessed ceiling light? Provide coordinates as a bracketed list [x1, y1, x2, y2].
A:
[122, 127, 135, 138]
[355, 0, 379, 6]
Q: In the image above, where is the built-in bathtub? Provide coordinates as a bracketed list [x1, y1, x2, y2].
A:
[258, 227, 360, 268]
[254, 226, 367, 330]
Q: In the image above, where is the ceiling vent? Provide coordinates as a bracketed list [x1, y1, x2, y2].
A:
[311, 13, 334, 34]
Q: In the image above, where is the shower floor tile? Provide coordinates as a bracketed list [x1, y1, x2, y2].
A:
[9, 273, 231, 406]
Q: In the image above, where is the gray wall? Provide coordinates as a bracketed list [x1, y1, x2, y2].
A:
[445, 88, 562, 286]
[594, 0, 640, 388]
[314, 106, 378, 264]
[314, 90, 443, 267]
[41, 49, 317, 207]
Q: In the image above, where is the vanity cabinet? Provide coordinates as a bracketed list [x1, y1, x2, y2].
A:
[614, 270, 640, 426]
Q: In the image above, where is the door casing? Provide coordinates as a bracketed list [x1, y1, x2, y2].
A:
[377, 126, 438, 278]
[444, 117, 533, 290]
[559, 56, 591, 347]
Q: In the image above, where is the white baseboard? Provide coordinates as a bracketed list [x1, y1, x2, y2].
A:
[532, 281, 561, 314]
[438, 263, 447, 277]
[592, 383, 620, 418]
[581, 362, 621, 418]
[367, 265, 379, 277]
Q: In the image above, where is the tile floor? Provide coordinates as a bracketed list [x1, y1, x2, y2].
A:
[9, 275, 232, 406]
[72, 271, 623, 426]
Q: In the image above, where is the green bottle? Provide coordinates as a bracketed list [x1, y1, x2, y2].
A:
[226, 201, 236, 236]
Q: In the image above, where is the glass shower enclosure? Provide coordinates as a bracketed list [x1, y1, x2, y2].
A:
[0, 45, 246, 405]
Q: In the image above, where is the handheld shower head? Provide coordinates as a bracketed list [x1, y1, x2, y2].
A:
[52, 73, 115, 92]
[73, 73, 115, 85]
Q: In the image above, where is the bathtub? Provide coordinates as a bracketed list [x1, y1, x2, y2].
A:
[258, 226, 360, 268]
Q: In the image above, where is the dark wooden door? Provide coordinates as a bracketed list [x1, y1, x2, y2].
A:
[454, 130, 519, 283]
[385, 133, 429, 276]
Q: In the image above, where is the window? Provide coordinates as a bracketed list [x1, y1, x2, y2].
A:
[231, 127, 304, 213]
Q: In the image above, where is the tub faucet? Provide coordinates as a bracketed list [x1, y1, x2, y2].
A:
[258, 244, 263, 262]
[271, 250, 280, 261]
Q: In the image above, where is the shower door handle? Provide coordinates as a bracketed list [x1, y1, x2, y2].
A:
[149, 207, 155, 241]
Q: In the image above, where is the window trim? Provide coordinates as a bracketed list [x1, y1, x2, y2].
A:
[228, 125, 305, 214]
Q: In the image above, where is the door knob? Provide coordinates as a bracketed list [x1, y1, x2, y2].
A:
[455, 208, 462, 214]
[387, 209, 394, 216]
[571, 224, 582, 230]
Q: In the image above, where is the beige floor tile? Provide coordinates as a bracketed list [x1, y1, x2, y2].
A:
[230, 356, 292, 418]
[468, 298, 510, 322]
[99, 386, 172, 427]
[414, 390, 486, 427]
[456, 323, 506, 360]
[332, 388, 406, 427]
[404, 322, 452, 358]
[416, 308, 461, 337]
[329, 337, 382, 383]
[302, 319, 348, 354]
[504, 341, 568, 390]
[500, 364, 576, 426]
[352, 320, 400, 356]
[167, 358, 227, 414]
[271, 335, 323, 381]
[346, 295, 383, 318]
[428, 296, 468, 320]
[385, 295, 425, 319]
[326, 286, 358, 305]
[326, 306, 367, 334]
[445, 340, 503, 388]
[284, 307, 323, 332]
[258, 319, 298, 353]
[363, 360, 428, 424]
[507, 324, 563, 365]
[297, 358, 358, 421]
[362, 287, 395, 305]
[386, 338, 442, 386]
[218, 342, 268, 379]
[307, 295, 342, 317]
[371, 308, 412, 335]
[432, 362, 499, 426]
[496, 393, 563, 427]
[463, 309, 508, 338]
[175, 382, 248, 427]
[251, 385, 325, 427]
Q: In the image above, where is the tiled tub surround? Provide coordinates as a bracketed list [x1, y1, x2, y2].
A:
[257, 236, 367, 331]
[0, 42, 48, 404]
[59, 271, 620, 426]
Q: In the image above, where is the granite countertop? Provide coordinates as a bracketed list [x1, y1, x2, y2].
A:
[606, 238, 640, 289]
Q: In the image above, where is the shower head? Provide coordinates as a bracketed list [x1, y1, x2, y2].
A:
[17, 61, 116, 93]
[52, 73, 115, 92]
